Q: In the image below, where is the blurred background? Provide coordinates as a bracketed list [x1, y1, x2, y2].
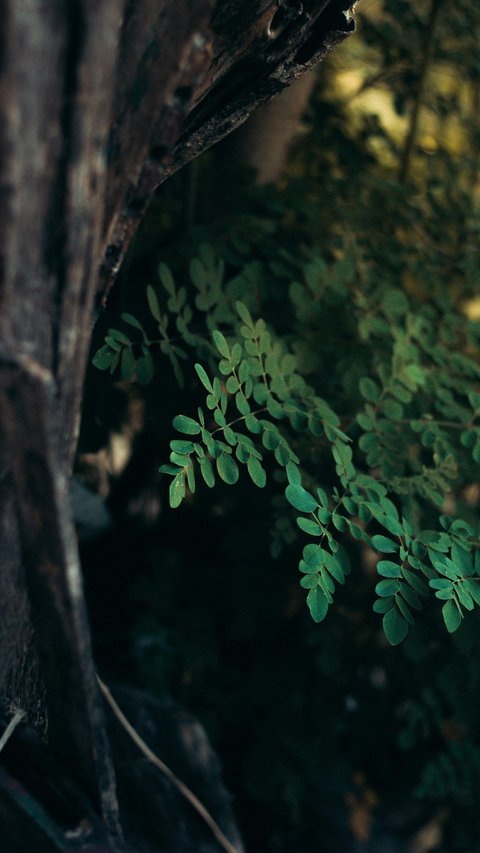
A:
[77, 2, 480, 850]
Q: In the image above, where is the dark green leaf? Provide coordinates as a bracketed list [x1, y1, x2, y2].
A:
[213, 330, 230, 358]
[376, 579, 401, 597]
[285, 484, 318, 513]
[359, 377, 381, 402]
[442, 599, 462, 633]
[377, 561, 402, 578]
[216, 453, 239, 484]
[306, 587, 329, 623]
[136, 353, 154, 384]
[121, 312, 145, 332]
[373, 597, 394, 614]
[297, 517, 322, 536]
[372, 535, 399, 553]
[195, 363, 213, 392]
[173, 415, 201, 435]
[169, 472, 185, 508]
[247, 456, 266, 488]
[383, 607, 408, 645]
[147, 285, 162, 322]
[121, 347, 136, 380]
[93, 346, 114, 370]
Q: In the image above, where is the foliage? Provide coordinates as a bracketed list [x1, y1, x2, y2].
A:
[94, 234, 480, 645]
[87, 1, 480, 849]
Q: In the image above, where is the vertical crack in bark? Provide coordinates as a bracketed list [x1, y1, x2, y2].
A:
[45, 2, 86, 384]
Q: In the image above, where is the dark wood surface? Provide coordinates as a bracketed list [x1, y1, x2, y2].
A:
[0, 2, 355, 845]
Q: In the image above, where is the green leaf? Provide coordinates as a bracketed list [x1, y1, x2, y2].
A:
[199, 457, 215, 488]
[391, 383, 412, 404]
[224, 427, 237, 446]
[383, 607, 408, 645]
[396, 596, 415, 625]
[247, 456, 266, 488]
[373, 597, 394, 614]
[120, 347, 136, 380]
[399, 584, 422, 610]
[332, 513, 346, 531]
[236, 301, 254, 328]
[213, 330, 230, 358]
[381, 397, 403, 420]
[306, 587, 329, 623]
[195, 364, 213, 392]
[381, 288, 409, 316]
[266, 397, 284, 419]
[147, 285, 162, 322]
[377, 561, 402, 578]
[300, 575, 319, 589]
[159, 464, 182, 475]
[405, 364, 425, 386]
[303, 544, 323, 566]
[286, 462, 301, 485]
[464, 579, 480, 606]
[356, 412, 374, 430]
[275, 442, 293, 468]
[245, 414, 261, 433]
[372, 535, 399, 553]
[213, 409, 227, 427]
[435, 588, 454, 600]
[401, 569, 428, 596]
[285, 484, 318, 513]
[376, 579, 401, 597]
[173, 415, 201, 435]
[186, 461, 195, 493]
[262, 427, 280, 451]
[235, 391, 251, 416]
[106, 347, 120, 372]
[460, 429, 477, 449]
[158, 262, 175, 295]
[170, 439, 194, 455]
[442, 599, 462, 633]
[379, 514, 404, 537]
[93, 345, 115, 370]
[108, 328, 131, 345]
[429, 578, 454, 590]
[297, 517, 322, 536]
[105, 336, 122, 352]
[136, 352, 154, 385]
[324, 554, 345, 583]
[226, 376, 240, 394]
[219, 358, 232, 376]
[217, 453, 239, 484]
[121, 312, 145, 332]
[359, 377, 381, 402]
[169, 472, 185, 508]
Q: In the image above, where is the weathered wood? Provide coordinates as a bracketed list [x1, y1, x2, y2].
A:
[0, 353, 123, 847]
[98, 0, 355, 306]
[0, 0, 356, 843]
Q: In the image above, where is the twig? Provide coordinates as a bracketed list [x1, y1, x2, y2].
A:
[97, 677, 241, 853]
[0, 708, 25, 754]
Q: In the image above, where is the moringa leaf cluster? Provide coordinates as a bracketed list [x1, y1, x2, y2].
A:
[94, 239, 480, 645]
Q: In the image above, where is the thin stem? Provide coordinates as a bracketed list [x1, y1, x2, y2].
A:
[97, 678, 241, 853]
[211, 407, 267, 438]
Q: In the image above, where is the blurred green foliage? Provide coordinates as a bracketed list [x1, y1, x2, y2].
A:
[87, 1, 480, 850]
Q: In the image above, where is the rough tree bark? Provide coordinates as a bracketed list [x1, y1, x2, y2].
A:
[0, 1, 355, 848]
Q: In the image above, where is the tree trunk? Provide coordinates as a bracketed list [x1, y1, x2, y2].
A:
[0, 1, 355, 846]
